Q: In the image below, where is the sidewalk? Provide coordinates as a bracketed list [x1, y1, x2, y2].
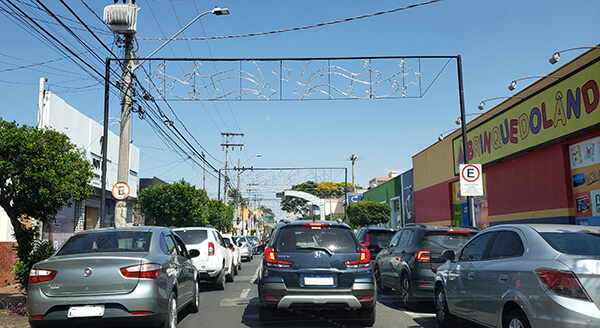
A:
[0, 285, 29, 328]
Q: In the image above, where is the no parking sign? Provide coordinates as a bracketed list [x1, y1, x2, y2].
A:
[459, 164, 483, 196]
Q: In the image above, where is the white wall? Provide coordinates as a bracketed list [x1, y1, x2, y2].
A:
[0, 207, 15, 242]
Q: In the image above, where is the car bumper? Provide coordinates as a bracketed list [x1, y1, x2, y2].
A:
[259, 281, 376, 310]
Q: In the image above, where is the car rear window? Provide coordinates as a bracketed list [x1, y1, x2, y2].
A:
[175, 229, 208, 245]
[276, 225, 357, 253]
[422, 231, 475, 249]
[365, 230, 397, 246]
[57, 231, 152, 255]
[541, 232, 600, 256]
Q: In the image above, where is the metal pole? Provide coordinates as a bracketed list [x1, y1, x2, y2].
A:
[456, 55, 475, 228]
[101, 58, 110, 228]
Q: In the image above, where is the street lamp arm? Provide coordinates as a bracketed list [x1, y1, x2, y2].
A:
[133, 7, 229, 70]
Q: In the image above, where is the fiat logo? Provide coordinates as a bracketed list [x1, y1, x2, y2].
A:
[83, 268, 93, 277]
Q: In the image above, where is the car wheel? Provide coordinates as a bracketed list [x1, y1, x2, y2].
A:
[226, 267, 234, 283]
[505, 308, 531, 328]
[163, 292, 177, 328]
[374, 266, 390, 293]
[400, 273, 414, 309]
[435, 286, 455, 328]
[238, 261, 242, 271]
[214, 270, 226, 290]
[187, 281, 199, 313]
[233, 261, 239, 276]
[359, 305, 376, 327]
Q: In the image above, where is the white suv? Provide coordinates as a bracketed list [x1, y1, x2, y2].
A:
[174, 226, 234, 290]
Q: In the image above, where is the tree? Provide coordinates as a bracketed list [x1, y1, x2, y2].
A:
[280, 180, 355, 216]
[0, 120, 94, 289]
[259, 205, 274, 219]
[346, 200, 391, 229]
[137, 179, 209, 227]
[207, 199, 233, 232]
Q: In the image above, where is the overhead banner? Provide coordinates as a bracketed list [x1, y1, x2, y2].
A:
[453, 59, 600, 174]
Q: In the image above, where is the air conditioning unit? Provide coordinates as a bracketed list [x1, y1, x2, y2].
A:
[103, 3, 139, 34]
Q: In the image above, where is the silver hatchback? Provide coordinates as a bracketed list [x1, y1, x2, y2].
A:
[434, 224, 600, 328]
[27, 226, 199, 328]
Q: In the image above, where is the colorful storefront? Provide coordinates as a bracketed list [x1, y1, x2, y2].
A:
[413, 45, 600, 227]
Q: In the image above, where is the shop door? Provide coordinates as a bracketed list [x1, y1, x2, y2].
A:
[85, 206, 96, 230]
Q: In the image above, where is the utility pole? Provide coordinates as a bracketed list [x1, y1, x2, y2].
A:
[221, 132, 244, 204]
[202, 152, 206, 190]
[114, 1, 136, 228]
[348, 154, 358, 191]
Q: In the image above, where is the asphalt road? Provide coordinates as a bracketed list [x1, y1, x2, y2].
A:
[179, 256, 481, 328]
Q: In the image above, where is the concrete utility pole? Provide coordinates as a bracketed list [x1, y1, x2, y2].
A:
[202, 152, 206, 190]
[115, 2, 136, 228]
[348, 154, 358, 191]
[221, 132, 244, 204]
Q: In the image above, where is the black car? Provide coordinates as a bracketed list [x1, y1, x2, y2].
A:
[374, 223, 477, 308]
[355, 227, 399, 263]
[257, 220, 376, 326]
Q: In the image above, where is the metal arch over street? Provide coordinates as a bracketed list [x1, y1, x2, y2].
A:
[283, 190, 326, 221]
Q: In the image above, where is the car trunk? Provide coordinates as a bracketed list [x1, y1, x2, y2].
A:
[38, 254, 145, 297]
[558, 255, 600, 310]
[278, 252, 358, 289]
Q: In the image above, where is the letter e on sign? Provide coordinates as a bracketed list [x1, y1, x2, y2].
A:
[112, 182, 130, 200]
[459, 164, 483, 196]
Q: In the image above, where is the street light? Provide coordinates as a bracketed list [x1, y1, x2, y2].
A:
[549, 46, 598, 64]
[101, 6, 230, 227]
[508, 75, 561, 91]
[478, 96, 523, 110]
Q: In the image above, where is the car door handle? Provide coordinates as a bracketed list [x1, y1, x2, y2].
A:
[468, 272, 475, 280]
[498, 274, 508, 282]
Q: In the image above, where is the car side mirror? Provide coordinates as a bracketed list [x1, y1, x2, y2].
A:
[441, 249, 455, 261]
[188, 249, 200, 258]
[238, 242, 243, 247]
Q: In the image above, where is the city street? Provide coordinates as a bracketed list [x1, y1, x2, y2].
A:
[185, 257, 479, 328]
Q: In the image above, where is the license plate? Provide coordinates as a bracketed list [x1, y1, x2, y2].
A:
[304, 275, 334, 286]
[67, 305, 105, 318]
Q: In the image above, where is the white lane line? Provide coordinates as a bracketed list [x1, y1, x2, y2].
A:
[250, 264, 260, 283]
[240, 288, 250, 299]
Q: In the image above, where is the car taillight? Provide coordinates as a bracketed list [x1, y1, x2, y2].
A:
[536, 269, 592, 301]
[229, 247, 235, 252]
[120, 263, 161, 280]
[208, 242, 215, 256]
[29, 268, 57, 284]
[345, 248, 371, 268]
[302, 222, 331, 227]
[446, 230, 472, 234]
[264, 247, 293, 268]
[417, 250, 431, 262]
[243, 243, 249, 248]
[361, 234, 370, 247]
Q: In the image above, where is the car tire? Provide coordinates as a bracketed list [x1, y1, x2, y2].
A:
[187, 281, 199, 313]
[238, 261, 242, 271]
[400, 273, 415, 309]
[504, 308, 531, 328]
[214, 270, 226, 290]
[233, 262, 239, 276]
[226, 266, 234, 283]
[163, 292, 177, 328]
[359, 305, 376, 327]
[435, 286, 455, 328]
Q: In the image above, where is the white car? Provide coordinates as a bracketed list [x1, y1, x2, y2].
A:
[222, 234, 242, 275]
[174, 226, 234, 290]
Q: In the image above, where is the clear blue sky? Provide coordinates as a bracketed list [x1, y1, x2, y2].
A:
[1, 0, 599, 217]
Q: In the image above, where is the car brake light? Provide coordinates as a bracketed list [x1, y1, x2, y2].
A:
[536, 269, 592, 301]
[361, 234, 370, 247]
[208, 242, 215, 256]
[345, 248, 371, 268]
[446, 230, 472, 234]
[302, 222, 330, 227]
[243, 243, 249, 248]
[417, 250, 431, 262]
[29, 268, 57, 284]
[120, 263, 161, 280]
[229, 247, 235, 252]
[264, 247, 293, 268]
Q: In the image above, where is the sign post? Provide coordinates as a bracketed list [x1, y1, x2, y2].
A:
[460, 164, 483, 197]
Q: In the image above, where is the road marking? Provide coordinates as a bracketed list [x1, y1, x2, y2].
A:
[240, 288, 250, 299]
[250, 264, 260, 283]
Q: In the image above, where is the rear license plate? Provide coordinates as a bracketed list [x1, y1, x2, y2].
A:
[304, 275, 334, 286]
[67, 305, 105, 318]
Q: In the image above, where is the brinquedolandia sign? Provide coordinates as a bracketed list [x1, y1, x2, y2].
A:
[453, 59, 600, 174]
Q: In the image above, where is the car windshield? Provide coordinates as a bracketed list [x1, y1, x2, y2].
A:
[248, 236, 258, 241]
[540, 232, 600, 256]
[234, 236, 247, 243]
[276, 225, 357, 253]
[175, 229, 208, 245]
[422, 231, 475, 249]
[56, 231, 152, 255]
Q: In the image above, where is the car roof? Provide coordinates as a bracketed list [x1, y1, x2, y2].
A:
[360, 227, 399, 231]
[488, 223, 600, 233]
[280, 220, 351, 228]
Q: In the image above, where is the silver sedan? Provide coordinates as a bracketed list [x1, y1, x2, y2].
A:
[434, 224, 600, 328]
[27, 226, 199, 328]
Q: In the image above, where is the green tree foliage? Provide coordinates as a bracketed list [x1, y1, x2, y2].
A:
[207, 199, 233, 232]
[137, 179, 209, 227]
[0, 120, 94, 289]
[347, 200, 391, 229]
[259, 205, 274, 219]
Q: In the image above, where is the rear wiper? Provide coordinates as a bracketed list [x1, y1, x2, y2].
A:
[297, 246, 332, 256]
